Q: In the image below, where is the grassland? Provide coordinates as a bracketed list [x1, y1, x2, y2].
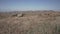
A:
[0, 10, 60, 34]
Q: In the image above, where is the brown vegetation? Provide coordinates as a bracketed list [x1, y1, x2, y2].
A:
[0, 11, 60, 34]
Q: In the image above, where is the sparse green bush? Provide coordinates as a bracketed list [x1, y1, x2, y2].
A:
[56, 25, 60, 34]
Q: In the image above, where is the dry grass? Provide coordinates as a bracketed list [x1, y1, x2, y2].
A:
[0, 11, 60, 34]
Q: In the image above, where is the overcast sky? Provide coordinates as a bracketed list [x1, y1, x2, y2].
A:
[0, 0, 60, 11]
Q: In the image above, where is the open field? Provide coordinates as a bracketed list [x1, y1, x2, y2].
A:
[0, 11, 60, 34]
